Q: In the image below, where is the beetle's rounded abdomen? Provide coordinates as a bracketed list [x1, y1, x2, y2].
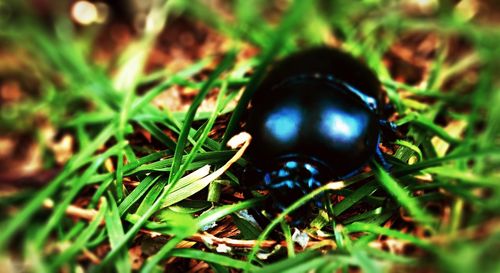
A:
[253, 47, 383, 114]
[241, 47, 386, 224]
[246, 77, 379, 178]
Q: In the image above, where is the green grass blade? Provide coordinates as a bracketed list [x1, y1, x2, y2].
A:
[345, 222, 432, 250]
[105, 193, 131, 273]
[140, 236, 186, 273]
[171, 248, 258, 270]
[246, 183, 341, 271]
[254, 251, 342, 273]
[280, 220, 295, 257]
[49, 198, 107, 270]
[0, 124, 114, 249]
[197, 198, 264, 228]
[168, 52, 236, 185]
[118, 175, 162, 215]
[372, 161, 433, 225]
[220, 0, 312, 147]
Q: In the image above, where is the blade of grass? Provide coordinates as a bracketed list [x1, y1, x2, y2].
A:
[254, 251, 355, 273]
[170, 248, 258, 270]
[114, 2, 188, 198]
[0, 124, 114, 249]
[118, 174, 162, 215]
[372, 161, 433, 225]
[49, 198, 107, 270]
[34, 143, 124, 248]
[167, 52, 236, 186]
[333, 180, 378, 216]
[280, 220, 295, 257]
[136, 163, 211, 214]
[345, 222, 432, 249]
[232, 212, 262, 240]
[160, 82, 230, 207]
[140, 236, 186, 273]
[245, 183, 343, 271]
[94, 130, 248, 270]
[140, 198, 263, 273]
[351, 248, 383, 273]
[221, 0, 311, 146]
[105, 193, 131, 273]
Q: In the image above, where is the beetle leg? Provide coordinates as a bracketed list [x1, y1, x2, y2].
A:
[379, 119, 398, 140]
[247, 207, 269, 230]
[379, 119, 397, 132]
[242, 166, 266, 190]
[376, 146, 391, 170]
[374, 133, 392, 170]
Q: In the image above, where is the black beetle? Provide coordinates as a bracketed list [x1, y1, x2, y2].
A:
[242, 47, 394, 225]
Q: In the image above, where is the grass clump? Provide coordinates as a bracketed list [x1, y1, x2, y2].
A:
[0, 0, 499, 273]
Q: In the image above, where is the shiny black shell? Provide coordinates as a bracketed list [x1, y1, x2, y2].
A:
[245, 47, 383, 181]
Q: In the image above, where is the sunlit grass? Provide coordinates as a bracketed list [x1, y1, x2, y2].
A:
[0, 0, 499, 273]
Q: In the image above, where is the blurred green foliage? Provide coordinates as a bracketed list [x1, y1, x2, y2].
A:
[0, 0, 499, 273]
